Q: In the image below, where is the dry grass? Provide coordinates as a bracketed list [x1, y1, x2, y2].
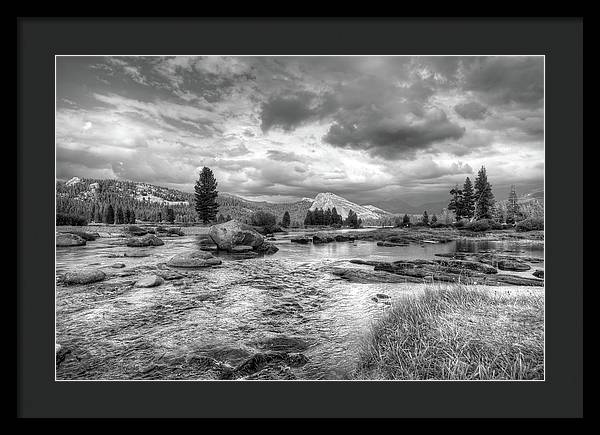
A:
[353, 285, 544, 380]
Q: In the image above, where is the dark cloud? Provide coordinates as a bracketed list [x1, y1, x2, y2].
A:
[259, 91, 337, 132]
[454, 101, 488, 120]
[462, 57, 544, 107]
[324, 108, 465, 159]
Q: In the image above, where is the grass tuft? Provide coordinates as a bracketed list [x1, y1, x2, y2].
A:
[352, 285, 544, 380]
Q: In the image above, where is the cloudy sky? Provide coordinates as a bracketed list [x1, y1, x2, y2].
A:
[56, 56, 544, 206]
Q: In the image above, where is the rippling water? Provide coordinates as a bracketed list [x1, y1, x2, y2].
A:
[55, 231, 544, 380]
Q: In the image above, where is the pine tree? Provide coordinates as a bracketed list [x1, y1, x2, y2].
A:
[130, 210, 136, 224]
[403, 214, 410, 226]
[331, 207, 342, 226]
[324, 208, 332, 226]
[194, 167, 219, 224]
[166, 207, 175, 223]
[282, 211, 291, 228]
[506, 185, 520, 224]
[462, 177, 475, 219]
[448, 185, 464, 220]
[304, 210, 313, 226]
[104, 204, 115, 224]
[116, 206, 124, 224]
[422, 210, 429, 225]
[124, 209, 131, 224]
[346, 210, 359, 228]
[474, 166, 495, 220]
[431, 214, 438, 224]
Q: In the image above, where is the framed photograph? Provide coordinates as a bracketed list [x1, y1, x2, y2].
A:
[18, 17, 583, 419]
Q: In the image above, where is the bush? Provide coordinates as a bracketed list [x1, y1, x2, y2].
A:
[431, 222, 450, 228]
[56, 213, 88, 226]
[464, 219, 502, 232]
[515, 217, 544, 232]
[250, 211, 278, 232]
[453, 220, 467, 228]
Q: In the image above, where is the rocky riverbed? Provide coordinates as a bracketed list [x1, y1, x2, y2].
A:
[55, 223, 544, 380]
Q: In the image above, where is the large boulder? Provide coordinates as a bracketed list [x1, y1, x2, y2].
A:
[167, 251, 222, 268]
[56, 233, 86, 247]
[208, 220, 264, 251]
[126, 234, 165, 247]
[61, 269, 106, 285]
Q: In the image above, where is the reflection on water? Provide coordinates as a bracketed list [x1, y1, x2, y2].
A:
[55, 231, 544, 380]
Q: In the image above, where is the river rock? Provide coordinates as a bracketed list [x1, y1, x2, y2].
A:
[208, 220, 264, 251]
[313, 232, 335, 244]
[126, 234, 165, 247]
[434, 259, 498, 274]
[111, 263, 126, 268]
[61, 269, 106, 285]
[56, 233, 86, 247]
[497, 260, 531, 272]
[290, 236, 312, 244]
[67, 230, 99, 241]
[134, 274, 164, 288]
[199, 244, 219, 252]
[167, 251, 222, 268]
[123, 225, 148, 236]
[255, 242, 279, 255]
[334, 234, 355, 242]
[533, 269, 544, 279]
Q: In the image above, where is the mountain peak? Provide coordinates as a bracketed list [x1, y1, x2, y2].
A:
[310, 192, 391, 220]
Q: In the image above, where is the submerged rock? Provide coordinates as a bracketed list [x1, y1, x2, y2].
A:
[111, 263, 126, 268]
[377, 241, 409, 247]
[208, 220, 265, 251]
[290, 236, 312, 244]
[61, 269, 106, 285]
[167, 251, 222, 268]
[126, 234, 165, 247]
[533, 269, 544, 279]
[56, 233, 86, 247]
[134, 274, 164, 288]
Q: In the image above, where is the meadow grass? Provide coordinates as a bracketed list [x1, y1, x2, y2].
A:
[353, 285, 544, 380]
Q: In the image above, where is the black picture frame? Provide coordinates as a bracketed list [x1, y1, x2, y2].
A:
[17, 17, 583, 419]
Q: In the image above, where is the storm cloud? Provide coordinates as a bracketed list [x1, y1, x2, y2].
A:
[56, 56, 544, 205]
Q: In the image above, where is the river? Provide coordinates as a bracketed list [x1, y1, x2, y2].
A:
[55, 229, 544, 380]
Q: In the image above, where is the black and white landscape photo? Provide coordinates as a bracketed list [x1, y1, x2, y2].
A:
[55, 56, 545, 381]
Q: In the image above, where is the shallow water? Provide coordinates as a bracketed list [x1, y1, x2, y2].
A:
[55, 231, 544, 380]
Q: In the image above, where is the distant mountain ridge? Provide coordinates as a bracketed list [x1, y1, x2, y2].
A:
[309, 192, 392, 220]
